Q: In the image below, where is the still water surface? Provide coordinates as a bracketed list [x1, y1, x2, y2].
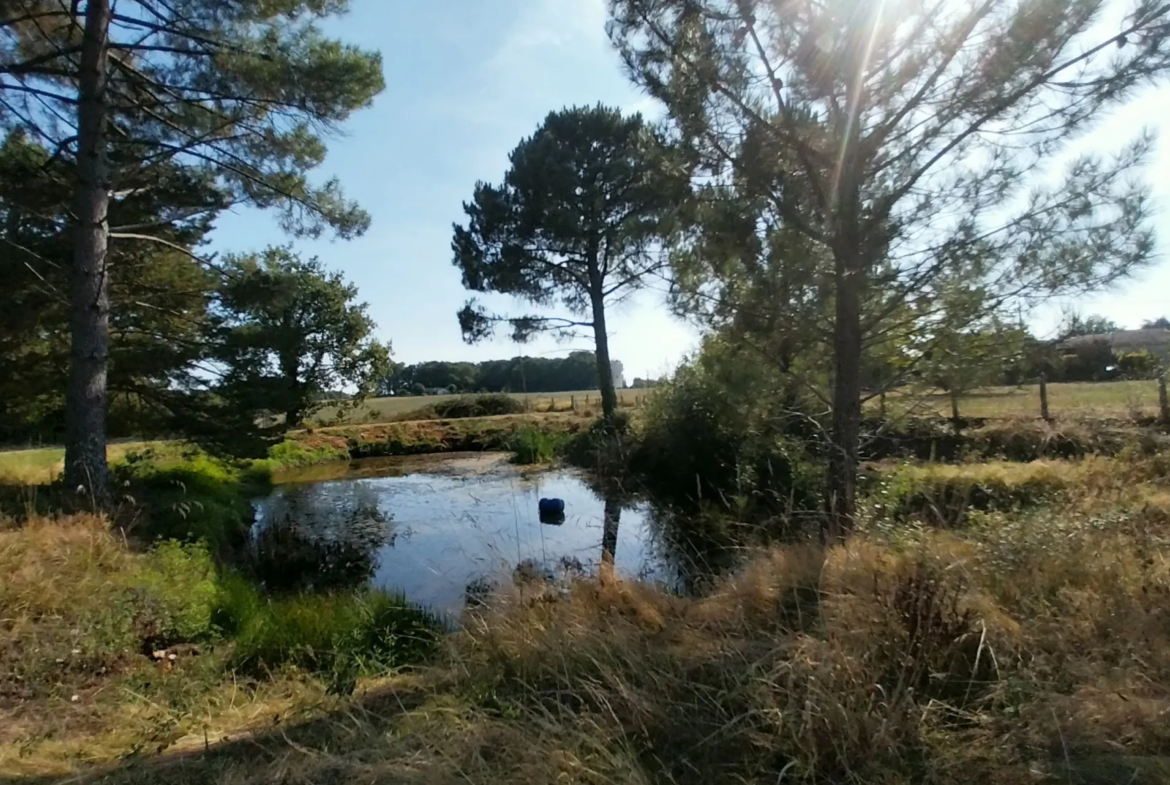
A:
[252, 453, 681, 615]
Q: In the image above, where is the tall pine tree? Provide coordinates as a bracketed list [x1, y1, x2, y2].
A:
[1, 1, 382, 504]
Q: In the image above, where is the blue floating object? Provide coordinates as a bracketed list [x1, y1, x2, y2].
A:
[538, 497, 565, 515]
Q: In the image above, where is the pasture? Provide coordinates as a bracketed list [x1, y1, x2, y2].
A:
[877, 379, 1164, 420]
[1, 381, 1162, 485]
[312, 387, 649, 425]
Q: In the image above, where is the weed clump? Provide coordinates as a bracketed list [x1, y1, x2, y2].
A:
[220, 582, 441, 690]
[507, 426, 570, 464]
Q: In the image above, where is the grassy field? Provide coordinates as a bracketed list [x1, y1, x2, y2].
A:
[337, 381, 1162, 427]
[1, 381, 1162, 484]
[878, 379, 1164, 420]
[0, 441, 177, 486]
[313, 388, 648, 425]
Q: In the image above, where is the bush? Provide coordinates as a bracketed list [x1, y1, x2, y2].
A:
[507, 426, 570, 464]
[129, 540, 222, 645]
[434, 393, 526, 419]
[566, 412, 632, 472]
[264, 439, 349, 469]
[397, 393, 528, 422]
[114, 452, 263, 551]
[632, 354, 822, 518]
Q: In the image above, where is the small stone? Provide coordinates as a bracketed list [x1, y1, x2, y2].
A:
[55, 658, 65, 664]
[71, 649, 81, 656]
[70, 695, 79, 702]
[167, 653, 177, 661]
[151, 650, 167, 660]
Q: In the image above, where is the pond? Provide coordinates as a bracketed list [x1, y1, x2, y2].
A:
[251, 453, 688, 617]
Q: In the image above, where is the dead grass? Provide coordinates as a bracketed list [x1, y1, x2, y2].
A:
[5, 453, 1170, 784]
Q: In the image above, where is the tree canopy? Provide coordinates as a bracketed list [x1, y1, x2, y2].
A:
[452, 103, 685, 419]
[380, 352, 624, 397]
[211, 246, 391, 432]
[1, 0, 383, 503]
[609, 0, 1169, 535]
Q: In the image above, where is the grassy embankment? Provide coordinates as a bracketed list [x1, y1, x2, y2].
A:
[3, 446, 1170, 783]
[2, 382, 1170, 782]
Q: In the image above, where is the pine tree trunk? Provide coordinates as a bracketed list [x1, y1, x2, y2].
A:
[588, 265, 617, 421]
[826, 253, 862, 542]
[64, 0, 112, 507]
[825, 99, 865, 543]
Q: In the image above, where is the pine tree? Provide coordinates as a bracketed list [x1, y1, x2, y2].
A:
[610, 0, 1168, 536]
[1, 1, 383, 504]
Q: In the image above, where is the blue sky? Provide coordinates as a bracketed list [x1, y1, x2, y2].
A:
[207, 0, 1170, 379]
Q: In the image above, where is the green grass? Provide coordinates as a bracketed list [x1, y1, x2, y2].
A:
[219, 578, 441, 685]
[506, 426, 572, 464]
[13, 457, 1170, 784]
[881, 379, 1162, 420]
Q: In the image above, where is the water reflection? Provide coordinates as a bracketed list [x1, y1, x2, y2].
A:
[600, 490, 621, 582]
[251, 455, 704, 615]
[251, 481, 394, 592]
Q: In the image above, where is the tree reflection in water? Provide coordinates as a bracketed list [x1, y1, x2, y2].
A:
[251, 481, 394, 593]
[600, 490, 621, 583]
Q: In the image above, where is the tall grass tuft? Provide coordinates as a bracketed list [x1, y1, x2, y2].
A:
[222, 584, 441, 690]
[506, 426, 570, 464]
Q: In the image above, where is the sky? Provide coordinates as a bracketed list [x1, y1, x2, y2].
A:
[206, 0, 1170, 381]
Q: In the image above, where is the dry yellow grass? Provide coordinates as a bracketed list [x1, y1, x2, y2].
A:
[0, 441, 176, 486]
[6, 465, 1168, 784]
[315, 388, 648, 425]
[883, 379, 1163, 420]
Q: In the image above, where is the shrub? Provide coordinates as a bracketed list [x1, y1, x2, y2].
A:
[566, 412, 632, 472]
[128, 539, 222, 645]
[432, 393, 527, 419]
[632, 356, 822, 517]
[264, 439, 349, 469]
[507, 426, 570, 464]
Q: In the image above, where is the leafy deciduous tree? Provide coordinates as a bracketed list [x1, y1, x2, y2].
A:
[212, 246, 391, 432]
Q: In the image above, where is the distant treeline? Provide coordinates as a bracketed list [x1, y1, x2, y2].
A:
[380, 351, 626, 396]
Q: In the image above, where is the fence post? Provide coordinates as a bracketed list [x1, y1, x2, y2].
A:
[1039, 373, 1051, 422]
[1159, 367, 1169, 427]
[571, 394, 576, 412]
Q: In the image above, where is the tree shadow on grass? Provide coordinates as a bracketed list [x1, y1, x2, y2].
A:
[0, 682, 433, 785]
